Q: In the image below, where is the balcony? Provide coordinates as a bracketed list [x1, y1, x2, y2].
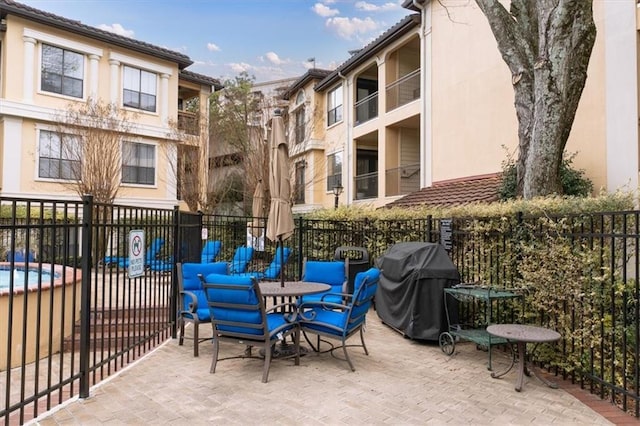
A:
[178, 111, 200, 135]
[354, 171, 378, 200]
[355, 92, 378, 126]
[386, 69, 420, 112]
[385, 163, 420, 197]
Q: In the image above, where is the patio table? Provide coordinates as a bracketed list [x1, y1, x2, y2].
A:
[259, 281, 331, 358]
[487, 324, 561, 392]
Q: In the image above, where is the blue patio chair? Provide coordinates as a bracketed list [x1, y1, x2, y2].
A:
[300, 258, 348, 304]
[203, 273, 300, 383]
[201, 240, 222, 263]
[234, 247, 291, 281]
[116, 237, 165, 269]
[228, 246, 254, 274]
[299, 266, 380, 371]
[177, 261, 229, 357]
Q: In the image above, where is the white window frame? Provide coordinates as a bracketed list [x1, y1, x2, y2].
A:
[121, 141, 157, 186]
[36, 128, 81, 182]
[122, 65, 158, 113]
[25, 28, 102, 101]
[40, 43, 85, 99]
[327, 85, 343, 127]
[327, 151, 343, 191]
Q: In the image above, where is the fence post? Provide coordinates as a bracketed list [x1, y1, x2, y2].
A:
[170, 206, 180, 339]
[79, 195, 93, 398]
[426, 215, 432, 243]
[297, 216, 304, 280]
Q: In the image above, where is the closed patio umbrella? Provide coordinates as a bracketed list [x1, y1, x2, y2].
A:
[266, 110, 294, 287]
[250, 179, 265, 238]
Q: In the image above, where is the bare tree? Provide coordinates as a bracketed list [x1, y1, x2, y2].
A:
[474, 0, 596, 198]
[166, 98, 211, 212]
[54, 98, 135, 204]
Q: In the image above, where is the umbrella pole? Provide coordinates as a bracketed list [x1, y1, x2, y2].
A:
[279, 236, 284, 287]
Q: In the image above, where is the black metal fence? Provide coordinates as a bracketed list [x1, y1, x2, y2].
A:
[3, 201, 640, 423]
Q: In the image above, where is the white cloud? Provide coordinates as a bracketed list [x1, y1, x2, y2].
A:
[207, 43, 221, 52]
[355, 1, 399, 12]
[325, 16, 379, 40]
[263, 51, 288, 65]
[312, 3, 339, 17]
[228, 62, 253, 73]
[97, 23, 134, 38]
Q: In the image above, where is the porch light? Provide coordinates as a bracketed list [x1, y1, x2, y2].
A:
[332, 184, 343, 209]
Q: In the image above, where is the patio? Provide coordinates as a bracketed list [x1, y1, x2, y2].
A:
[31, 313, 616, 425]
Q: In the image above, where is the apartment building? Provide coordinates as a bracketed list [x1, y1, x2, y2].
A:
[282, 69, 331, 213]
[287, 1, 638, 210]
[0, 0, 219, 209]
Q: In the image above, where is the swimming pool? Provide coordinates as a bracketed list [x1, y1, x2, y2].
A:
[0, 265, 60, 290]
[0, 262, 81, 370]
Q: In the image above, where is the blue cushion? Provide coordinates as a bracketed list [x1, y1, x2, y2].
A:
[229, 247, 254, 273]
[204, 274, 294, 338]
[181, 262, 228, 320]
[301, 260, 346, 302]
[201, 240, 222, 263]
[303, 261, 346, 287]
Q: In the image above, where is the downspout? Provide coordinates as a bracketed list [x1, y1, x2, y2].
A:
[412, 0, 432, 188]
[338, 70, 352, 205]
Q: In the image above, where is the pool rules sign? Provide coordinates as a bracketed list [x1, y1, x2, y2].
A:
[128, 230, 145, 278]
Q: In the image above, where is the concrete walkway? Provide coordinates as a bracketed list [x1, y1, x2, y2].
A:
[31, 314, 615, 425]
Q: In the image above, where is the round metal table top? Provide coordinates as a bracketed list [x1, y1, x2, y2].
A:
[259, 281, 331, 297]
[487, 324, 561, 343]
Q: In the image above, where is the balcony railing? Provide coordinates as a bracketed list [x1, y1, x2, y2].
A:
[354, 171, 378, 200]
[355, 92, 378, 125]
[385, 163, 420, 197]
[178, 111, 200, 135]
[386, 69, 420, 112]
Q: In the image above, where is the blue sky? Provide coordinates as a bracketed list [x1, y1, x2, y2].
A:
[18, 0, 412, 83]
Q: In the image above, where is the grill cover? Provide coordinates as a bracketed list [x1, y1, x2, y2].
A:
[375, 242, 459, 341]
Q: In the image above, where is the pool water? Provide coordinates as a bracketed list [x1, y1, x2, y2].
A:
[0, 267, 58, 290]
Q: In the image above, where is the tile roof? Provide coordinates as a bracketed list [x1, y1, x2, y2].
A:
[386, 173, 503, 208]
[315, 14, 420, 91]
[282, 68, 332, 100]
[0, 0, 193, 69]
[179, 70, 222, 90]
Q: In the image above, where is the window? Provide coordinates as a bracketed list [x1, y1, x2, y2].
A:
[122, 141, 156, 185]
[38, 130, 80, 180]
[327, 85, 343, 126]
[327, 152, 342, 191]
[294, 161, 306, 204]
[41, 44, 84, 98]
[123, 66, 157, 112]
[295, 107, 305, 144]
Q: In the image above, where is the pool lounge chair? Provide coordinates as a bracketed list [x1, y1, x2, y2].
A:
[201, 240, 222, 263]
[228, 246, 254, 274]
[114, 238, 166, 269]
[5, 249, 36, 262]
[234, 247, 291, 281]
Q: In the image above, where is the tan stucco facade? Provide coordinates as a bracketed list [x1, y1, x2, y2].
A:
[0, 8, 213, 208]
[288, 1, 638, 211]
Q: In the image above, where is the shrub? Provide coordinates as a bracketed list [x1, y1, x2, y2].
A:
[498, 151, 593, 200]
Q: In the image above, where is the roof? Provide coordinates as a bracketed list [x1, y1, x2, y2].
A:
[0, 0, 193, 69]
[283, 69, 332, 100]
[179, 70, 223, 90]
[402, 0, 428, 12]
[386, 173, 503, 208]
[315, 14, 420, 91]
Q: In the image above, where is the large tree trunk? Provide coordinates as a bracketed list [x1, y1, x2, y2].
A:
[475, 0, 596, 198]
